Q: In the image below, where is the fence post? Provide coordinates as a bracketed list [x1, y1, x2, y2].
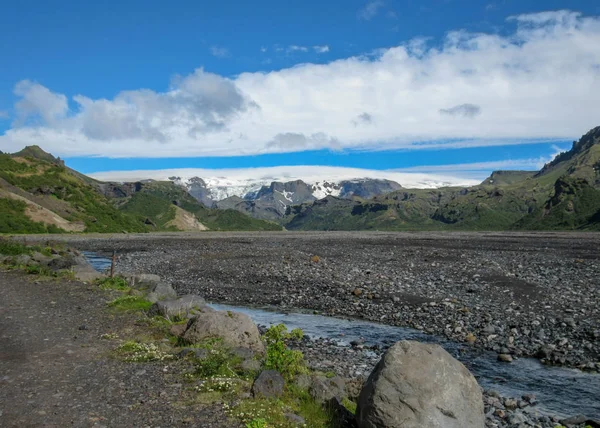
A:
[110, 250, 116, 278]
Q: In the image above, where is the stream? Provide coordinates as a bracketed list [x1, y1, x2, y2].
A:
[85, 253, 600, 419]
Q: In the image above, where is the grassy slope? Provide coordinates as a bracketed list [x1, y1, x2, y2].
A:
[0, 154, 147, 233]
[119, 181, 282, 231]
[515, 177, 600, 230]
[0, 198, 56, 234]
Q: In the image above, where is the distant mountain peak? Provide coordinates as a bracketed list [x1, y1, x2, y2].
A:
[12, 145, 63, 165]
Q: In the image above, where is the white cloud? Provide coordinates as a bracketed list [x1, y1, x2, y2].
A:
[313, 45, 330, 53]
[13, 80, 68, 127]
[89, 165, 480, 189]
[288, 45, 309, 52]
[1, 10, 600, 158]
[210, 46, 230, 58]
[394, 158, 547, 173]
[359, 0, 385, 21]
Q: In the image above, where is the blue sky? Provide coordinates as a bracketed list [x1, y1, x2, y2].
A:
[1, 0, 599, 183]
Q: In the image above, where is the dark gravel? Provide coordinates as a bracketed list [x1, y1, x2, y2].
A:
[0, 269, 235, 427]
[61, 231, 600, 373]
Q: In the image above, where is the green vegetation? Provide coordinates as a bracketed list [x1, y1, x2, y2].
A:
[107, 295, 153, 312]
[263, 324, 307, 381]
[119, 192, 178, 230]
[227, 388, 336, 428]
[245, 418, 268, 428]
[0, 152, 147, 233]
[0, 198, 64, 234]
[516, 177, 600, 230]
[0, 238, 35, 256]
[119, 180, 282, 231]
[283, 127, 600, 231]
[96, 276, 131, 291]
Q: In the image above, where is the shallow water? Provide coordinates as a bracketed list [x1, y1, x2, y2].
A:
[85, 253, 600, 419]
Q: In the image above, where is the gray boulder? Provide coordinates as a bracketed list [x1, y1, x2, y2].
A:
[182, 309, 265, 354]
[310, 375, 347, 403]
[252, 370, 284, 398]
[126, 273, 162, 287]
[356, 340, 484, 428]
[148, 295, 207, 319]
[72, 263, 104, 282]
[48, 255, 77, 271]
[146, 281, 177, 303]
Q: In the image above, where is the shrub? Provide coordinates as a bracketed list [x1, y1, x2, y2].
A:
[245, 418, 268, 428]
[0, 239, 33, 256]
[263, 324, 307, 381]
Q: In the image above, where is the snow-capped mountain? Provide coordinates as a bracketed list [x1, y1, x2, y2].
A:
[90, 165, 479, 220]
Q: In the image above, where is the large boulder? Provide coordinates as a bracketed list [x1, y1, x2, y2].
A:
[182, 309, 265, 354]
[356, 340, 484, 428]
[148, 295, 208, 319]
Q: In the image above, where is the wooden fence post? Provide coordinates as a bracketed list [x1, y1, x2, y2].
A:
[110, 251, 116, 278]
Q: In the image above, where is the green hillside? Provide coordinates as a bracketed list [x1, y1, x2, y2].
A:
[0, 153, 147, 233]
[117, 180, 282, 231]
[284, 126, 600, 231]
[1, 147, 281, 234]
[515, 177, 600, 230]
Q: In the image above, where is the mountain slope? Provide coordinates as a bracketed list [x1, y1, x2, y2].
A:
[284, 126, 600, 231]
[515, 177, 600, 230]
[1, 147, 281, 234]
[116, 180, 281, 231]
[0, 152, 147, 233]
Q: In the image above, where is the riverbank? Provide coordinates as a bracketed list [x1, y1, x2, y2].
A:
[58, 231, 600, 374]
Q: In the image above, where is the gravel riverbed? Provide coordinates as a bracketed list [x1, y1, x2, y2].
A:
[62, 231, 600, 374]
[34, 231, 600, 426]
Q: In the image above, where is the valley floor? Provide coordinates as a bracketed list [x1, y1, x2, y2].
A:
[49, 231, 600, 372]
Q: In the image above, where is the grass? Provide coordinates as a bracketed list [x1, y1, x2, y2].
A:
[0, 238, 34, 256]
[97, 276, 131, 291]
[107, 295, 153, 312]
[0, 198, 64, 234]
[226, 386, 338, 428]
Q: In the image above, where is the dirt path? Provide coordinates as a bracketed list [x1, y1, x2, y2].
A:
[0, 271, 233, 428]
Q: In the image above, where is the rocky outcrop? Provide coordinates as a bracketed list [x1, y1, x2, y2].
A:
[356, 340, 484, 428]
[182, 309, 265, 354]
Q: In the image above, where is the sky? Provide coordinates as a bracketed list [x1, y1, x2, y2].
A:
[1, 0, 600, 184]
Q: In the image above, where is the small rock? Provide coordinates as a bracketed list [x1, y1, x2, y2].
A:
[497, 354, 513, 363]
[252, 370, 284, 398]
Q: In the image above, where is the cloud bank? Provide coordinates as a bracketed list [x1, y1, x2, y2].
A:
[1, 10, 599, 158]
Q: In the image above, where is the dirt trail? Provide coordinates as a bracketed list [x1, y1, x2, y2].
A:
[0, 271, 232, 428]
